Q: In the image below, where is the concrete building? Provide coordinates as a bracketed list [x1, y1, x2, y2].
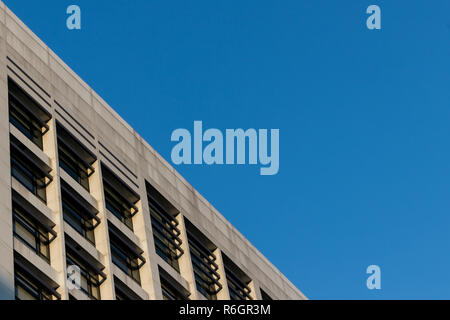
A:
[0, 2, 306, 300]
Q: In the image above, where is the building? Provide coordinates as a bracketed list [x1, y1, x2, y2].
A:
[0, 2, 306, 300]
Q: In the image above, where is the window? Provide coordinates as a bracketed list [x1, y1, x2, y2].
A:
[223, 254, 253, 300]
[10, 138, 52, 203]
[109, 227, 145, 285]
[57, 123, 95, 192]
[114, 277, 143, 300]
[62, 199, 96, 245]
[59, 143, 90, 191]
[260, 289, 273, 300]
[61, 183, 99, 245]
[13, 203, 55, 262]
[161, 281, 183, 300]
[115, 287, 129, 300]
[186, 220, 222, 300]
[15, 270, 53, 300]
[102, 165, 139, 231]
[159, 268, 190, 300]
[66, 250, 103, 300]
[14, 261, 60, 300]
[104, 183, 134, 230]
[8, 80, 50, 150]
[147, 182, 183, 273]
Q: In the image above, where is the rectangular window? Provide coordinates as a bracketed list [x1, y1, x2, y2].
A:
[59, 142, 90, 191]
[66, 252, 101, 300]
[62, 200, 96, 245]
[10, 140, 52, 203]
[104, 183, 134, 230]
[224, 262, 253, 300]
[15, 270, 53, 300]
[56, 124, 96, 192]
[160, 278, 188, 300]
[102, 165, 139, 231]
[186, 221, 222, 300]
[148, 195, 183, 273]
[13, 204, 52, 262]
[109, 232, 144, 285]
[8, 80, 50, 150]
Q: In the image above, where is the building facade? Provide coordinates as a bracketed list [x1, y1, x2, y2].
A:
[0, 2, 306, 300]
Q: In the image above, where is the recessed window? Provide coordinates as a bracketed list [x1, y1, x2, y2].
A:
[260, 289, 273, 300]
[57, 123, 96, 192]
[109, 225, 145, 285]
[14, 260, 60, 300]
[159, 267, 190, 300]
[10, 137, 52, 203]
[102, 165, 139, 231]
[223, 254, 253, 300]
[61, 182, 99, 245]
[146, 181, 183, 273]
[13, 202, 56, 262]
[185, 219, 222, 300]
[65, 242, 106, 300]
[114, 277, 143, 300]
[15, 269, 53, 300]
[8, 79, 51, 150]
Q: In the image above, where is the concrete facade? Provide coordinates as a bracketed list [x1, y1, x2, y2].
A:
[0, 2, 306, 300]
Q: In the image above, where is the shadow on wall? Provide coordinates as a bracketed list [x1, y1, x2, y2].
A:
[0, 272, 14, 300]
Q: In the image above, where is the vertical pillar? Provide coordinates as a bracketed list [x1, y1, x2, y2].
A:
[215, 249, 230, 300]
[43, 115, 68, 300]
[89, 160, 115, 299]
[177, 215, 199, 300]
[134, 176, 160, 299]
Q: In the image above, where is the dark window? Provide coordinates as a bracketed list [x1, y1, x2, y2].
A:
[186, 221, 222, 300]
[59, 142, 90, 191]
[62, 199, 96, 245]
[15, 270, 53, 300]
[147, 189, 183, 273]
[102, 165, 139, 231]
[56, 124, 95, 192]
[110, 233, 144, 285]
[260, 289, 273, 300]
[8, 80, 50, 150]
[10, 140, 52, 203]
[66, 251, 101, 300]
[104, 183, 134, 230]
[223, 256, 253, 300]
[114, 277, 143, 300]
[115, 287, 129, 300]
[160, 278, 188, 300]
[13, 203, 52, 262]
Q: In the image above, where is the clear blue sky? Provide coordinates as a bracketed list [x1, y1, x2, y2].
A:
[5, 0, 450, 299]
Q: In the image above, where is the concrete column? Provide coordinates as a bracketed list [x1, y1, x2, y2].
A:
[177, 214, 199, 300]
[215, 248, 230, 300]
[42, 115, 68, 300]
[134, 175, 160, 300]
[89, 160, 115, 300]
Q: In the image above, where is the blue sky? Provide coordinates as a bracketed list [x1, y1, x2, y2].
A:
[5, 0, 450, 299]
